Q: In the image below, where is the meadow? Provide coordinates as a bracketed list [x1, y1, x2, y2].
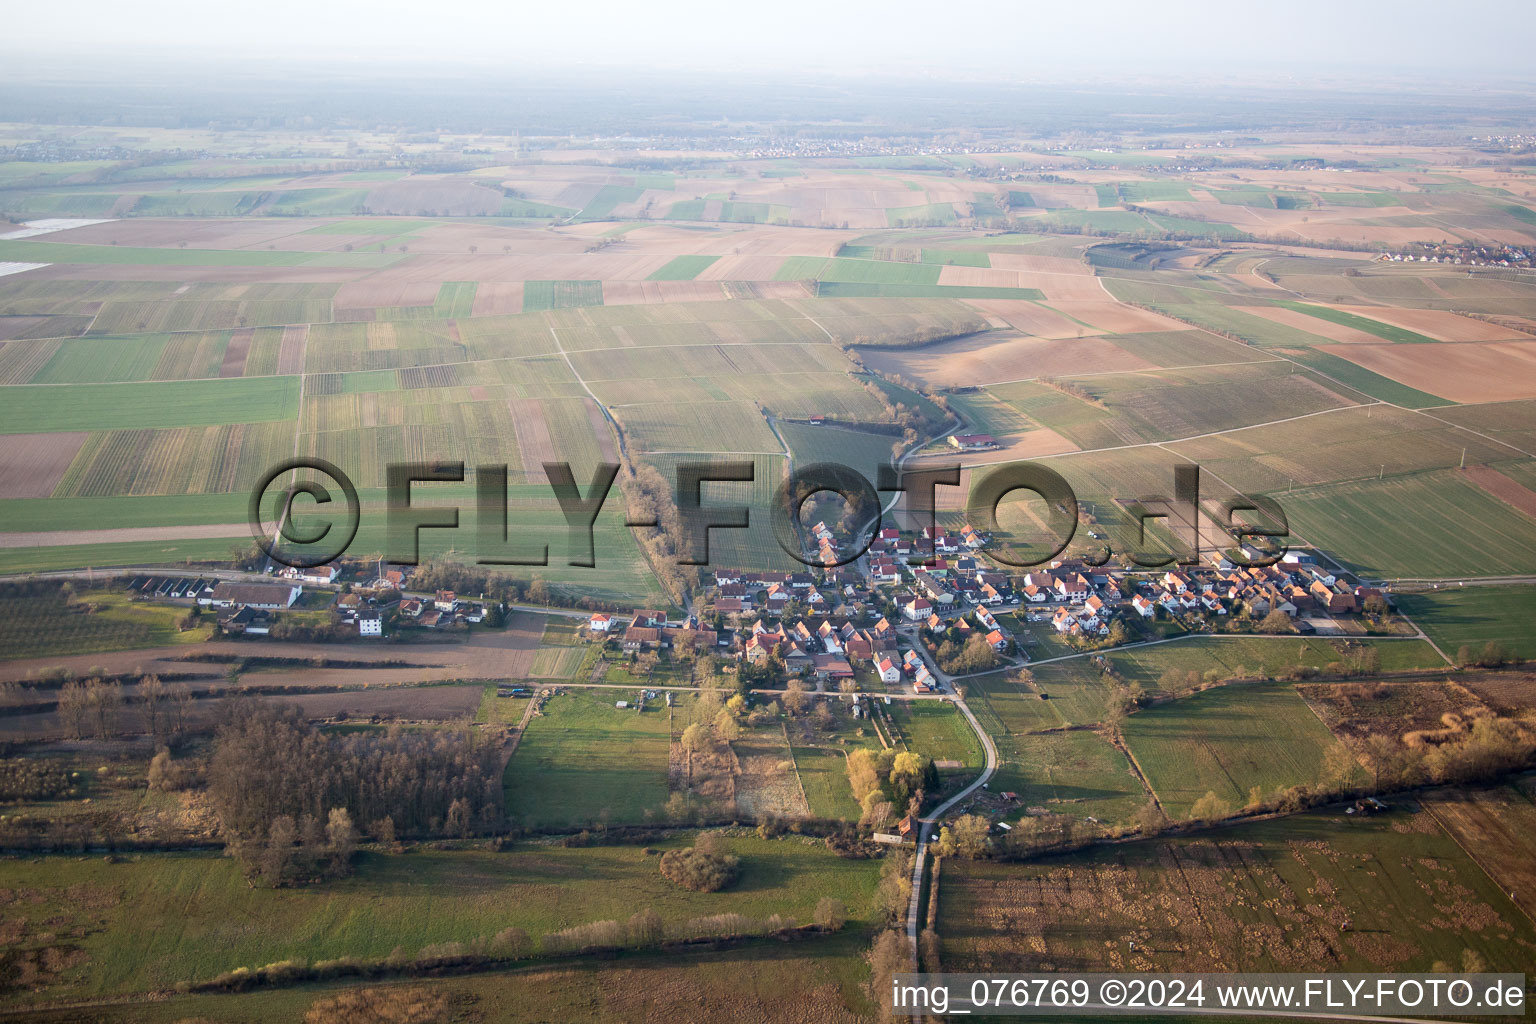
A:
[1395, 584, 1536, 661]
[1120, 680, 1358, 816]
[502, 690, 691, 828]
[986, 727, 1147, 824]
[884, 700, 984, 772]
[0, 836, 881, 1006]
[13, 931, 879, 1024]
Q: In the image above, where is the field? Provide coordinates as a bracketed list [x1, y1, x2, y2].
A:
[1396, 584, 1536, 661]
[12, 932, 878, 1024]
[1120, 680, 1359, 816]
[1104, 635, 1446, 690]
[0, 836, 881, 1007]
[1272, 300, 1441, 344]
[0, 143, 1531, 634]
[786, 740, 862, 820]
[1279, 470, 1536, 579]
[1424, 779, 1536, 923]
[0, 587, 212, 659]
[941, 804, 1536, 973]
[503, 690, 700, 828]
[885, 700, 984, 774]
[0, 377, 299, 433]
[987, 727, 1147, 825]
[527, 621, 594, 678]
[3, 121, 1536, 1023]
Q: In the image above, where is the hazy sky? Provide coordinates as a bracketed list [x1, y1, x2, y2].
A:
[5, 0, 1536, 80]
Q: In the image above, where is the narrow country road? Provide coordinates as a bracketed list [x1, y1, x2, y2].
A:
[905, 692, 998, 948]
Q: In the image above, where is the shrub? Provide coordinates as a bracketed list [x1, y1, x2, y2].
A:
[813, 897, 847, 930]
[304, 986, 451, 1024]
[659, 840, 741, 892]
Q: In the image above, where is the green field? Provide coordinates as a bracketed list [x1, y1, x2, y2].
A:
[988, 727, 1147, 825]
[817, 258, 942, 286]
[1274, 300, 1440, 344]
[522, 280, 604, 311]
[0, 837, 880, 1006]
[432, 281, 477, 318]
[504, 690, 689, 828]
[0, 239, 397, 269]
[884, 700, 983, 772]
[1105, 635, 1446, 690]
[1396, 584, 1536, 661]
[1279, 347, 1450, 407]
[528, 621, 593, 678]
[1280, 469, 1536, 578]
[575, 185, 645, 220]
[646, 254, 721, 281]
[0, 376, 300, 432]
[1122, 680, 1357, 816]
[786, 743, 861, 820]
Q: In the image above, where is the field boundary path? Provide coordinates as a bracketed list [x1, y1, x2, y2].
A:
[905, 694, 996, 947]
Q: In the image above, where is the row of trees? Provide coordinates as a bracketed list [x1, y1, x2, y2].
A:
[56, 675, 194, 743]
[620, 461, 700, 605]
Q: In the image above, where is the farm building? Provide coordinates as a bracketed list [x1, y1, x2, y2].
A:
[948, 433, 1000, 451]
[203, 582, 301, 610]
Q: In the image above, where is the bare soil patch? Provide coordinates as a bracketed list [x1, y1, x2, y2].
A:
[600, 281, 730, 305]
[960, 299, 1100, 339]
[1046, 301, 1187, 335]
[1461, 466, 1536, 520]
[332, 278, 439, 310]
[471, 281, 524, 316]
[0, 522, 248, 549]
[508, 398, 558, 483]
[1237, 305, 1380, 344]
[860, 332, 1153, 388]
[1331, 306, 1528, 343]
[1319, 342, 1536, 403]
[0, 431, 89, 498]
[732, 739, 810, 818]
[220, 328, 252, 377]
[276, 324, 309, 375]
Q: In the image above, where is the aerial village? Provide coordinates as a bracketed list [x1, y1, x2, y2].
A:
[122, 504, 1395, 704]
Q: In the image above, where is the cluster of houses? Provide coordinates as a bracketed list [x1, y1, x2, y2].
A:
[390, 590, 489, 631]
[185, 563, 502, 639]
[1133, 556, 1380, 625]
[588, 609, 720, 655]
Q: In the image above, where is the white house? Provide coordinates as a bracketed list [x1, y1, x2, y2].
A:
[358, 612, 383, 637]
[903, 597, 933, 621]
[875, 657, 902, 684]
